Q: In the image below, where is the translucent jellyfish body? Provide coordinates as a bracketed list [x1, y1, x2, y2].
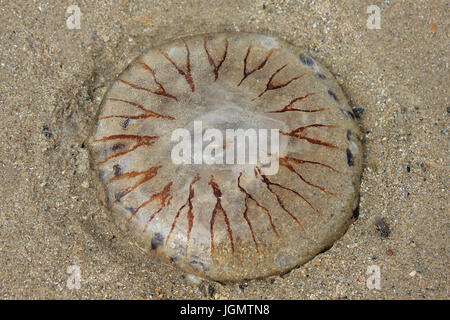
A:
[89, 33, 362, 281]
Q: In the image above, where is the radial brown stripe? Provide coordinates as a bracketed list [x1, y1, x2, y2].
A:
[100, 98, 175, 120]
[281, 130, 344, 151]
[238, 45, 274, 86]
[108, 166, 162, 204]
[165, 173, 200, 256]
[208, 176, 234, 255]
[279, 158, 336, 196]
[160, 40, 195, 92]
[280, 124, 342, 150]
[134, 62, 179, 101]
[266, 93, 326, 113]
[237, 173, 280, 254]
[238, 173, 259, 253]
[262, 172, 320, 214]
[283, 156, 340, 173]
[128, 182, 173, 222]
[119, 78, 178, 101]
[204, 37, 229, 81]
[256, 168, 305, 230]
[254, 64, 304, 99]
[142, 207, 163, 232]
[91, 135, 158, 165]
[287, 124, 337, 134]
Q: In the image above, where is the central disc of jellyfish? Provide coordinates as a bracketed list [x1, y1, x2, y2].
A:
[89, 33, 362, 281]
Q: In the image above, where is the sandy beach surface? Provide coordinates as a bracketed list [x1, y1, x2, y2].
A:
[0, 0, 448, 299]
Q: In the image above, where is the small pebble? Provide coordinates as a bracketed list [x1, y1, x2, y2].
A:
[208, 284, 215, 298]
[375, 217, 390, 238]
[239, 283, 248, 291]
[352, 108, 365, 118]
[42, 125, 52, 138]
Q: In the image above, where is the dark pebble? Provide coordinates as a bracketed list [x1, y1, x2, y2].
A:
[352, 107, 365, 118]
[121, 118, 130, 129]
[42, 125, 52, 138]
[346, 148, 354, 166]
[299, 54, 315, 67]
[328, 89, 338, 101]
[239, 283, 248, 291]
[374, 217, 390, 238]
[151, 232, 164, 250]
[208, 284, 215, 297]
[113, 164, 122, 176]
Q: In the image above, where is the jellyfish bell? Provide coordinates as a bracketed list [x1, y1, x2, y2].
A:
[88, 32, 362, 282]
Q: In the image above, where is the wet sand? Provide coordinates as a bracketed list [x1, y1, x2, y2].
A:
[0, 0, 448, 299]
